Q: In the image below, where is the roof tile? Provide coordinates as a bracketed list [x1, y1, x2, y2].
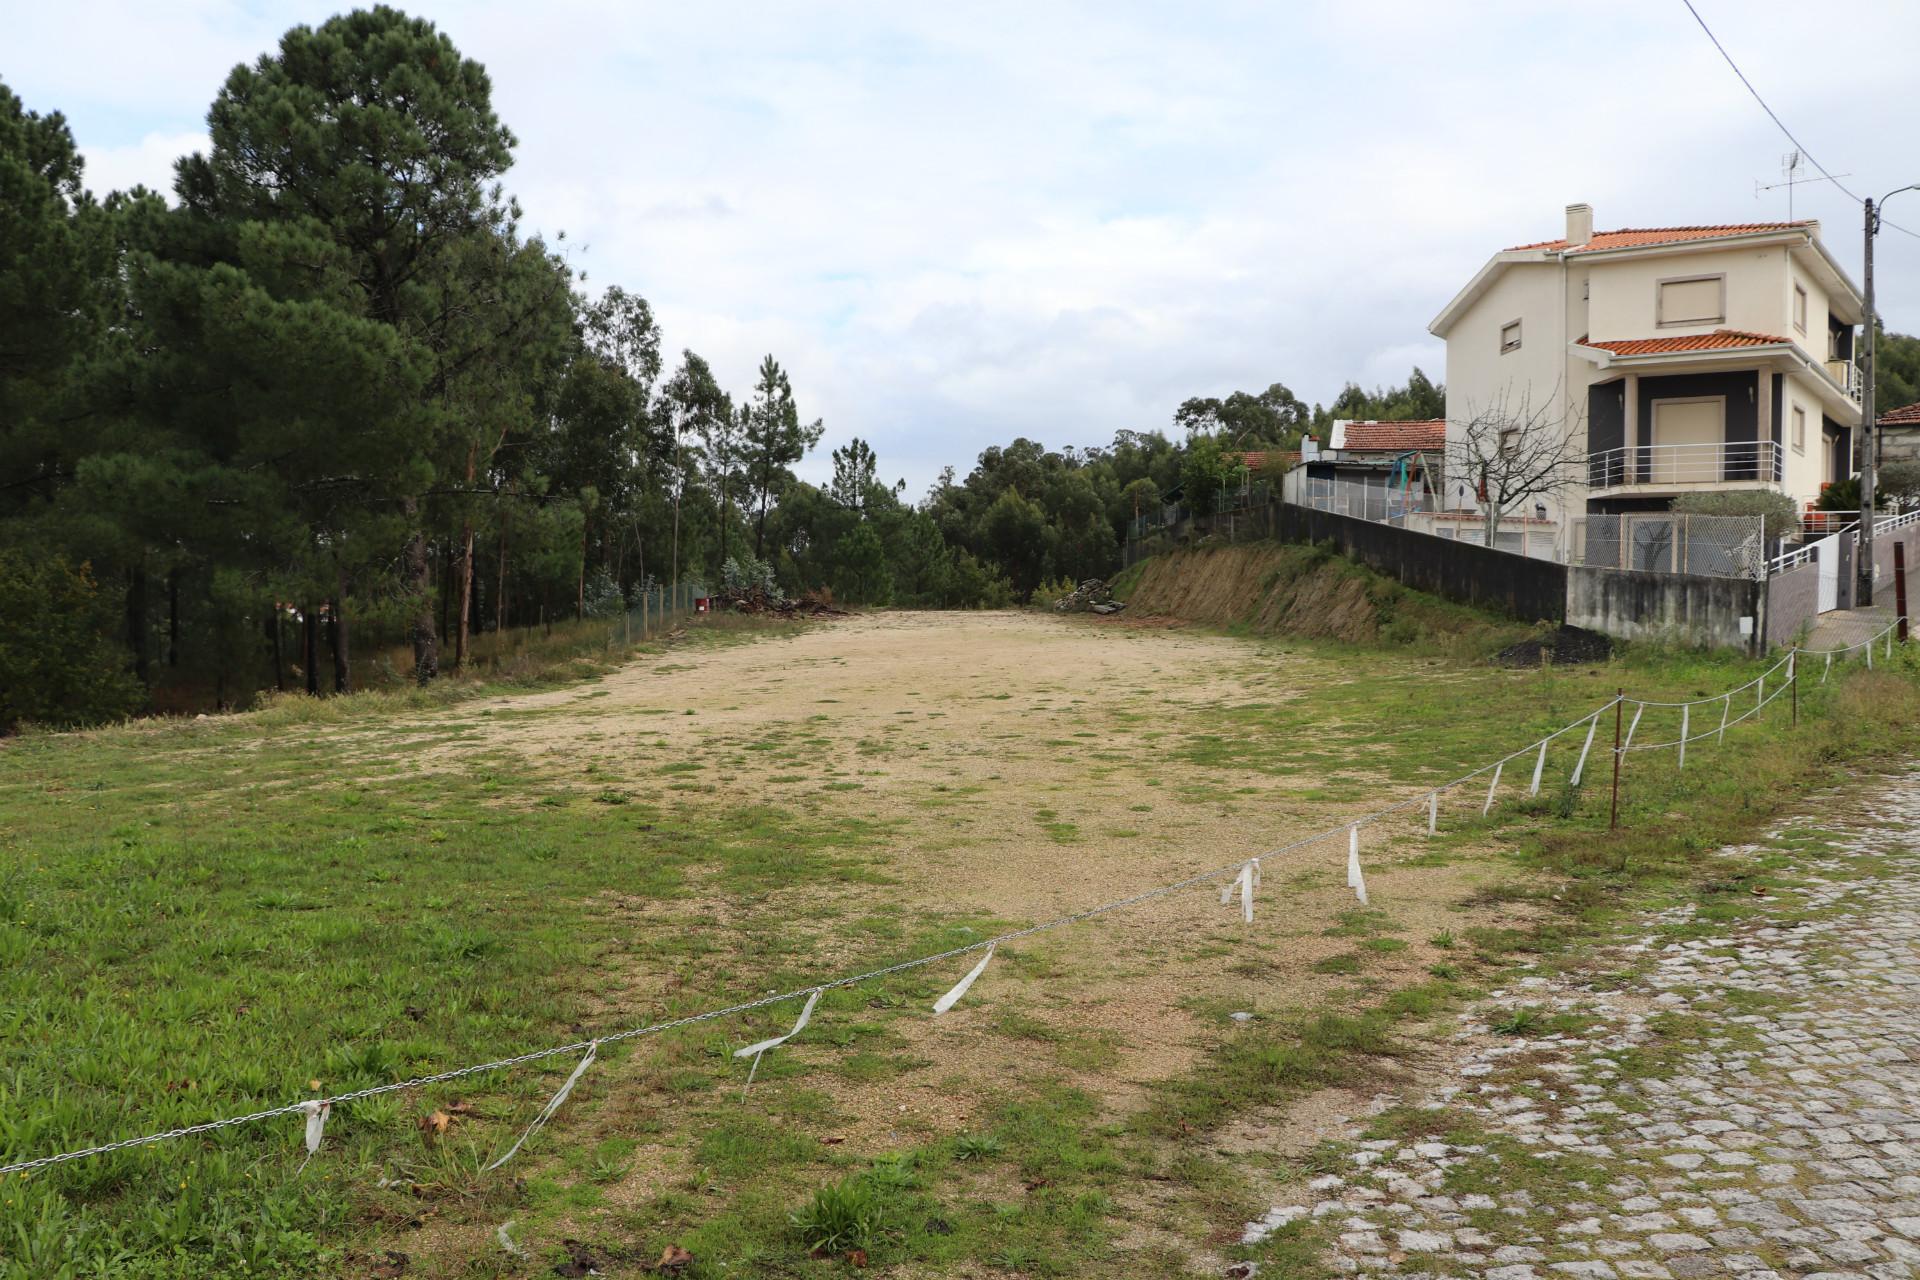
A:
[1880, 401, 1920, 426]
[1340, 419, 1447, 452]
[1507, 222, 1811, 254]
[1583, 329, 1791, 357]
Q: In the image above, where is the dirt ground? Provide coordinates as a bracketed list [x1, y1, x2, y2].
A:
[445, 612, 1506, 1084]
[391, 611, 1531, 1271]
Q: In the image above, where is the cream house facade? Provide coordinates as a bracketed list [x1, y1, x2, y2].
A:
[1429, 205, 1865, 552]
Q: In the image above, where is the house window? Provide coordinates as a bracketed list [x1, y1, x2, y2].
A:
[1656, 274, 1726, 327]
[1498, 428, 1519, 455]
[1793, 283, 1808, 334]
[1792, 404, 1807, 454]
[1500, 320, 1522, 354]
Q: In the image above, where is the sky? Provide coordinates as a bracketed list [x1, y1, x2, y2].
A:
[8, 0, 1920, 495]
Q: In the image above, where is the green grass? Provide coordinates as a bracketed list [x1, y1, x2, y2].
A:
[1, 602, 1916, 1277]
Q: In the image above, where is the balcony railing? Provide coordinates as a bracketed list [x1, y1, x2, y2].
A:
[1826, 358, 1861, 399]
[1586, 440, 1782, 489]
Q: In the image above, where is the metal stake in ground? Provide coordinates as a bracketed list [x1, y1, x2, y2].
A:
[1792, 647, 1799, 725]
[1609, 689, 1624, 831]
[1897, 541, 1910, 643]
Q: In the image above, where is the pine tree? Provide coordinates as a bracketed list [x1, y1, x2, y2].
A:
[741, 355, 824, 558]
[175, 7, 520, 684]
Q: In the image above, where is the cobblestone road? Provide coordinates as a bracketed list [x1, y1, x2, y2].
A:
[1242, 771, 1920, 1279]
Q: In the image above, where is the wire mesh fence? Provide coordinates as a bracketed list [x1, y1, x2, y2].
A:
[1296, 474, 1436, 524]
[1570, 513, 1766, 580]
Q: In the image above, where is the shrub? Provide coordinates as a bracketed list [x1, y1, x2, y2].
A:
[1670, 489, 1800, 540]
[0, 551, 143, 733]
[1879, 460, 1920, 513]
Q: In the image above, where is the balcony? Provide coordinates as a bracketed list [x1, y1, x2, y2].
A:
[1586, 440, 1783, 491]
[1826, 358, 1860, 400]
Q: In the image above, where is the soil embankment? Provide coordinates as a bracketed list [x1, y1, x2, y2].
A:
[1113, 541, 1526, 652]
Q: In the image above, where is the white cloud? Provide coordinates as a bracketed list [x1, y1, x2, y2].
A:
[13, 0, 1920, 493]
[80, 131, 207, 201]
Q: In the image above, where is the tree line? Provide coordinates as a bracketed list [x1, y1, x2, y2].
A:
[0, 7, 1447, 729]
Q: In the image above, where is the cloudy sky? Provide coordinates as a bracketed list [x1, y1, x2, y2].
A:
[10, 0, 1920, 493]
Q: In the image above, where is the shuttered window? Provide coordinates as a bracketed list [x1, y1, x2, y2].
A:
[1657, 275, 1724, 326]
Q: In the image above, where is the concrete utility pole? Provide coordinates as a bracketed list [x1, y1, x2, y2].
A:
[1859, 184, 1920, 605]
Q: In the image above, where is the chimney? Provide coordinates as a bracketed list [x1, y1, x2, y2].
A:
[1565, 203, 1594, 246]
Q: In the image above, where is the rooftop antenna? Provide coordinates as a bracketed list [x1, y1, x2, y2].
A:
[1755, 150, 1850, 221]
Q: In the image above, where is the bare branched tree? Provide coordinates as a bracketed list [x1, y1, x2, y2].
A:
[1443, 390, 1587, 547]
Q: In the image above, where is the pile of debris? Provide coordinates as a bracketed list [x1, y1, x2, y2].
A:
[1053, 578, 1125, 615]
[1493, 624, 1612, 668]
[719, 584, 848, 619]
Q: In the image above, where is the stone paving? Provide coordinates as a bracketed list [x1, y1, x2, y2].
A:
[1241, 771, 1920, 1279]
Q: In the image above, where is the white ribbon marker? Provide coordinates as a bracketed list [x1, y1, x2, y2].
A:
[487, 1040, 599, 1172]
[1718, 693, 1731, 743]
[1622, 704, 1644, 753]
[295, 1100, 329, 1175]
[933, 944, 996, 1015]
[736, 988, 821, 1073]
[1757, 674, 1765, 709]
[1528, 737, 1548, 797]
[1867, 637, 1874, 670]
[1427, 790, 1439, 835]
[1570, 714, 1599, 787]
[1483, 760, 1502, 816]
[1678, 704, 1689, 770]
[1824, 651, 1833, 684]
[1219, 859, 1262, 923]
[1347, 826, 1368, 906]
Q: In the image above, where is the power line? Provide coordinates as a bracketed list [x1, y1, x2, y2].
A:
[1679, 0, 1920, 242]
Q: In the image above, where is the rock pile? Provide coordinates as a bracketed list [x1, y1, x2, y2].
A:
[1053, 578, 1124, 614]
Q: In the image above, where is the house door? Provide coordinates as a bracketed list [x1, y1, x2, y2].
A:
[1650, 397, 1724, 482]
[1813, 533, 1840, 613]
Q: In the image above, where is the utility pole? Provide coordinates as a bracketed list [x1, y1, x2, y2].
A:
[1858, 184, 1920, 606]
[1860, 198, 1878, 605]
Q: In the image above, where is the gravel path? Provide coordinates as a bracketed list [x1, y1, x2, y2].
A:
[1241, 770, 1920, 1279]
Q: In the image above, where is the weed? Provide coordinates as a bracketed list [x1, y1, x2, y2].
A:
[953, 1133, 1004, 1162]
[790, 1173, 887, 1254]
[1492, 1008, 1542, 1036]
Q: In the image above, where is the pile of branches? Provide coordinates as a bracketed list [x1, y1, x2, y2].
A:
[719, 582, 848, 618]
[1053, 578, 1124, 614]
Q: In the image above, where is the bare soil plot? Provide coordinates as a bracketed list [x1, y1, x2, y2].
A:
[387, 611, 1534, 1272]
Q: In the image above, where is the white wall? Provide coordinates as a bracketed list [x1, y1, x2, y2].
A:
[1586, 246, 1791, 345]
[1788, 257, 1835, 361]
[1443, 261, 1588, 534]
[1778, 371, 1831, 506]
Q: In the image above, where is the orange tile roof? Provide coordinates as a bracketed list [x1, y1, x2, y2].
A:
[1507, 222, 1811, 254]
[1228, 450, 1300, 472]
[1340, 419, 1447, 452]
[1880, 401, 1920, 426]
[1583, 329, 1791, 357]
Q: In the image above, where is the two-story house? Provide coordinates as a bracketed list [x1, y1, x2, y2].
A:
[1429, 204, 1865, 552]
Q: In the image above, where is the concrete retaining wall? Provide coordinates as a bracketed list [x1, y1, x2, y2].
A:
[1269, 503, 1567, 622]
[1765, 561, 1820, 648]
[1567, 566, 1764, 653]
[1871, 528, 1919, 619]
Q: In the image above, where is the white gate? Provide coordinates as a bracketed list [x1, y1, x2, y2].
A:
[1813, 533, 1840, 613]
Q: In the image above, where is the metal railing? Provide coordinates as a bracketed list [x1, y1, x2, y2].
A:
[1300, 475, 1434, 524]
[1875, 507, 1920, 536]
[1826, 358, 1860, 399]
[1586, 440, 1782, 489]
[1800, 509, 1861, 537]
